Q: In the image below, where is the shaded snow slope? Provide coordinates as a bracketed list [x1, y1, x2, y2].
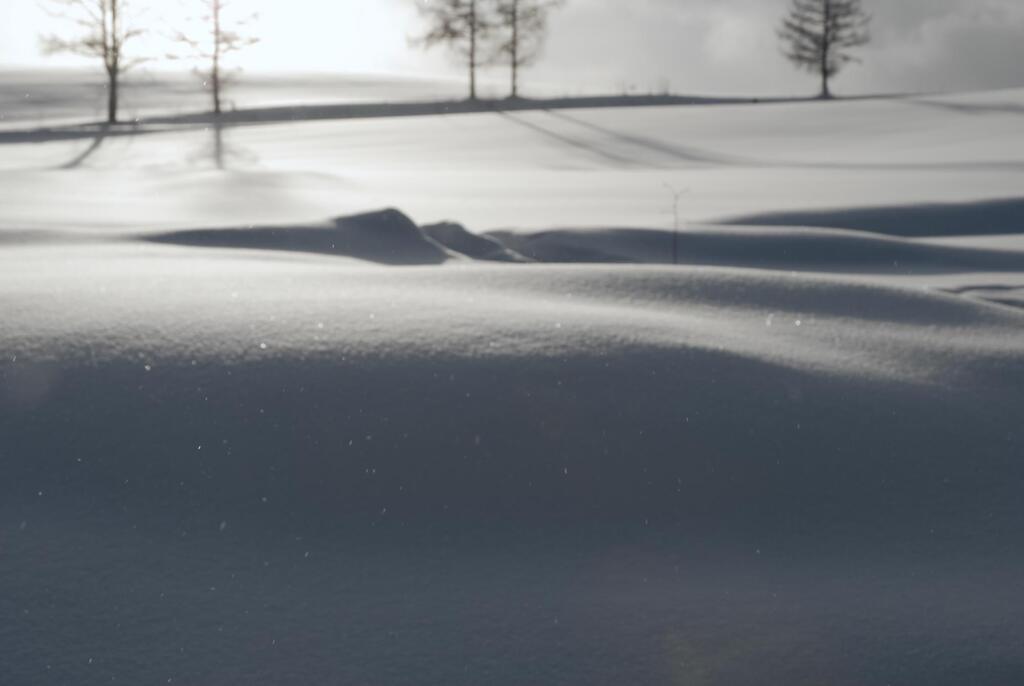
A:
[422, 221, 528, 262]
[722, 196, 1024, 237]
[489, 222, 1024, 273]
[147, 209, 457, 265]
[3, 240, 1024, 685]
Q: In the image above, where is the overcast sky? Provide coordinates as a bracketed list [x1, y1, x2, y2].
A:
[1, 0, 1022, 96]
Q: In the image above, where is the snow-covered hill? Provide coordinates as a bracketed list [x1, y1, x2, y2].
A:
[2, 86, 1024, 684]
[2, 87, 1023, 232]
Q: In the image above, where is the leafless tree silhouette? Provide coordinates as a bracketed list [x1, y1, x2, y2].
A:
[491, 0, 564, 99]
[170, 0, 259, 116]
[778, 0, 870, 99]
[413, 0, 491, 100]
[42, 0, 145, 123]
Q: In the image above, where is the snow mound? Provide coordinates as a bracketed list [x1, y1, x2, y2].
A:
[3, 249, 1021, 527]
[422, 221, 528, 262]
[146, 208, 457, 265]
[3, 84, 1024, 682]
[489, 224, 1024, 273]
[2, 240, 1024, 684]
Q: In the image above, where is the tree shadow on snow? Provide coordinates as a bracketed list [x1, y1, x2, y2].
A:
[544, 109, 748, 166]
[911, 99, 1024, 118]
[497, 111, 641, 167]
[190, 117, 257, 170]
[57, 123, 112, 170]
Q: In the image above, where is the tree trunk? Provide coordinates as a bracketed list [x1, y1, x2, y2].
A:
[212, 0, 222, 115]
[107, 70, 119, 124]
[510, 0, 519, 98]
[820, 0, 832, 99]
[212, 60, 222, 115]
[468, 0, 478, 100]
[107, 0, 120, 123]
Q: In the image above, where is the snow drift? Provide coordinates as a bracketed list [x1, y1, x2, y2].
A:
[422, 221, 527, 262]
[147, 208, 456, 265]
[722, 196, 1024, 238]
[129, 203, 1024, 279]
[490, 223, 1024, 273]
[3, 233, 1024, 685]
[3, 86, 1024, 685]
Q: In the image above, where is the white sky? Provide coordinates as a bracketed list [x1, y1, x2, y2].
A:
[1, 0, 1023, 96]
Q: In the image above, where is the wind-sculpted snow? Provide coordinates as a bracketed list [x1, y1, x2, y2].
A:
[3, 87, 1024, 684]
[422, 221, 528, 262]
[490, 223, 1024, 272]
[2, 237, 1024, 685]
[147, 209, 457, 265]
[722, 196, 1024, 238]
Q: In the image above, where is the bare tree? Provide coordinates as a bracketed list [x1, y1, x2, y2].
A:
[491, 0, 564, 99]
[414, 0, 489, 101]
[42, 0, 145, 124]
[778, 0, 870, 99]
[171, 0, 259, 116]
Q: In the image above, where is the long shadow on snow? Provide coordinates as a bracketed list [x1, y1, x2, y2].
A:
[488, 225, 1024, 274]
[57, 123, 111, 169]
[544, 109, 749, 166]
[497, 111, 640, 167]
[911, 98, 1024, 117]
[0, 94, 776, 146]
[719, 196, 1024, 238]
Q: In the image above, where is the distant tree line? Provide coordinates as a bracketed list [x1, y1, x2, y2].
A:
[37, 0, 873, 125]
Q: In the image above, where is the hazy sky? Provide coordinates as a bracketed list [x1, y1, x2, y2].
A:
[1, 0, 1022, 96]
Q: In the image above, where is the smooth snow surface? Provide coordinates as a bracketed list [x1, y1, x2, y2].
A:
[2, 84, 1024, 685]
[2, 87, 1024, 231]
